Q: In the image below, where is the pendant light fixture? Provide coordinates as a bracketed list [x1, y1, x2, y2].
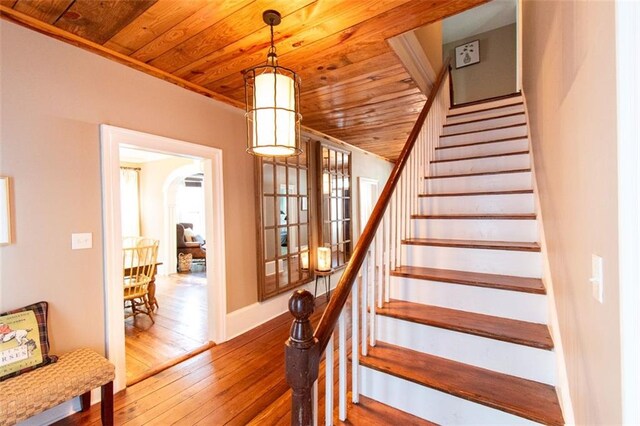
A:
[243, 10, 302, 157]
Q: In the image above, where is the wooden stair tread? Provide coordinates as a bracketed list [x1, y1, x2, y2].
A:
[431, 150, 529, 163]
[449, 92, 522, 110]
[377, 300, 553, 349]
[360, 343, 563, 426]
[336, 393, 437, 425]
[435, 136, 528, 150]
[419, 189, 533, 197]
[412, 213, 536, 220]
[441, 123, 526, 138]
[403, 238, 541, 252]
[391, 266, 546, 294]
[425, 168, 531, 179]
[443, 111, 525, 127]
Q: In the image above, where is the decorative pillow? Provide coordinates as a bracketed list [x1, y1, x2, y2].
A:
[183, 227, 195, 242]
[0, 301, 57, 382]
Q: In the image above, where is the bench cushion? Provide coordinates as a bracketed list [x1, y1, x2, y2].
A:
[0, 348, 115, 426]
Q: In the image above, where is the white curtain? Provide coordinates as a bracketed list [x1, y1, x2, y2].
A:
[120, 168, 140, 237]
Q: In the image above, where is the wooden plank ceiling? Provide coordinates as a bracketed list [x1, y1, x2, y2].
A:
[1, 0, 485, 160]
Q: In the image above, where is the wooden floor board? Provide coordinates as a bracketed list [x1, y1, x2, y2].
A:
[124, 272, 209, 384]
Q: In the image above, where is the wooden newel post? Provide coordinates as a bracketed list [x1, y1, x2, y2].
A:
[285, 289, 319, 426]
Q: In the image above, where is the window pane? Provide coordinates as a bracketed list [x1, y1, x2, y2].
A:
[276, 165, 287, 194]
[278, 227, 288, 256]
[288, 197, 298, 224]
[338, 243, 345, 266]
[322, 148, 329, 172]
[265, 263, 276, 295]
[278, 258, 289, 288]
[299, 197, 308, 224]
[263, 163, 274, 194]
[330, 150, 336, 173]
[323, 222, 331, 247]
[290, 254, 300, 283]
[288, 167, 297, 194]
[288, 226, 299, 254]
[263, 196, 275, 227]
[278, 197, 287, 225]
[300, 224, 309, 249]
[300, 169, 307, 195]
[264, 229, 276, 261]
[344, 221, 351, 242]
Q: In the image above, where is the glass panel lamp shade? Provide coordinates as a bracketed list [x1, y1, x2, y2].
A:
[317, 247, 332, 271]
[244, 65, 302, 157]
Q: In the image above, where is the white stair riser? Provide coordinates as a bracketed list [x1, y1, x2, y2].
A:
[446, 103, 525, 125]
[440, 125, 528, 147]
[431, 153, 530, 175]
[390, 276, 548, 323]
[360, 366, 540, 425]
[426, 172, 532, 193]
[376, 316, 555, 384]
[401, 244, 542, 277]
[436, 138, 529, 161]
[449, 97, 523, 115]
[411, 218, 538, 242]
[419, 193, 535, 215]
[443, 113, 526, 135]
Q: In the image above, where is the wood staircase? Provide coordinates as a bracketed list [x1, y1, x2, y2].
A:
[346, 94, 565, 425]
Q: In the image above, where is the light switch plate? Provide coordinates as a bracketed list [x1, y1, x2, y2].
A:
[591, 254, 604, 303]
[72, 233, 92, 250]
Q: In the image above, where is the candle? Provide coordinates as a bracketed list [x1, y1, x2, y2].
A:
[317, 247, 331, 271]
[301, 251, 309, 270]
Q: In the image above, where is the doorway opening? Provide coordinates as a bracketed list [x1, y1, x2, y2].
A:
[101, 125, 227, 391]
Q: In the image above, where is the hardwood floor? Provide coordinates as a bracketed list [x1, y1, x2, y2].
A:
[55, 299, 330, 425]
[125, 272, 208, 385]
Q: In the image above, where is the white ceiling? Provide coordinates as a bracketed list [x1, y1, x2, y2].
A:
[442, 0, 517, 44]
[119, 147, 175, 164]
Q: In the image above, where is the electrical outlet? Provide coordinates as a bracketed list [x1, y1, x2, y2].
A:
[71, 233, 92, 250]
[590, 254, 603, 303]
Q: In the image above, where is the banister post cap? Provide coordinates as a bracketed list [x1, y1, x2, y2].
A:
[288, 289, 314, 320]
[287, 290, 315, 347]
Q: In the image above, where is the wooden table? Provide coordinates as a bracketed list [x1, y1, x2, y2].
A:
[124, 262, 162, 310]
[314, 269, 334, 302]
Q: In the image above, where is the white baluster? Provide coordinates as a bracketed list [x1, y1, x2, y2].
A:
[351, 278, 359, 404]
[369, 247, 376, 347]
[377, 223, 383, 309]
[384, 208, 391, 303]
[339, 310, 347, 421]
[361, 255, 368, 356]
[325, 334, 333, 426]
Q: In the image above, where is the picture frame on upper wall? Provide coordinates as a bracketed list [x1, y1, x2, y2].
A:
[0, 176, 11, 245]
[455, 40, 480, 69]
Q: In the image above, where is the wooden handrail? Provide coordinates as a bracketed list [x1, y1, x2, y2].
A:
[314, 57, 452, 351]
[285, 58, 451, 425]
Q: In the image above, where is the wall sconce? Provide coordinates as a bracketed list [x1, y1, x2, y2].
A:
[317, 247, 332, 272]
[300, 251, 309, 270]
[243, 10, 301, 157]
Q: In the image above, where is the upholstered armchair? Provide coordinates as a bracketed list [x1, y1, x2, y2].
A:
[176, 223, 206, 269]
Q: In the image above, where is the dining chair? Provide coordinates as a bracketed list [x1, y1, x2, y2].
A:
[123, 240, 159, 323]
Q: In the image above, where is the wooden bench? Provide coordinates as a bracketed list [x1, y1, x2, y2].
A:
[0, 348, 115, 426]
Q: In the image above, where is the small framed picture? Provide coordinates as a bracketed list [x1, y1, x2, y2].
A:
[455, 40, 480, 69]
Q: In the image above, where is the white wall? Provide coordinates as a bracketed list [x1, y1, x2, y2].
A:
[0, 20, 392, 354]
[444, 24, 517, 104]
[522, 1, 622, 423]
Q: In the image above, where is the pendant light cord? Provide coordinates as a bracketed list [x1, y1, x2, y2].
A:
[267, 19, 277, 64]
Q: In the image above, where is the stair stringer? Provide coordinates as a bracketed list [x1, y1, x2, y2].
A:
[521, 91, 576, 425]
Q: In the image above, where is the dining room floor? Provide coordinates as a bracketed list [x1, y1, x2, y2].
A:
[125, 271, 209, 385]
